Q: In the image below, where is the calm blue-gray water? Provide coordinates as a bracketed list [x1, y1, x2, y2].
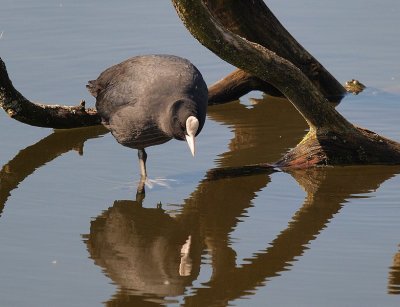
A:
[0, 1, 400, 306]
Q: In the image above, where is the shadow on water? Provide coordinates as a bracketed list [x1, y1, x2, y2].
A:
[1, 96, 399, 306]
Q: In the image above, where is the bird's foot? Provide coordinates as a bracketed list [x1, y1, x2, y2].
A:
[134, 177, 175, 197]
[143, 177, 177, 189]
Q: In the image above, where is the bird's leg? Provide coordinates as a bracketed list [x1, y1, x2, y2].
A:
[137, 148, 147, 195]
[138, 148, 148, 178]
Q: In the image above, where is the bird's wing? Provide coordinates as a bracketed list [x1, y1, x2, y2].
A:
[87, 59, 144, 121]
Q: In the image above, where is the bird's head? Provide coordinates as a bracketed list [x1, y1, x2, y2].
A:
[168, 99, 206, 157]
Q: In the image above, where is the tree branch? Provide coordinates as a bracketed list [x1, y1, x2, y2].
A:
[208, 68, 283, 105]
[0, 58, 101, 129]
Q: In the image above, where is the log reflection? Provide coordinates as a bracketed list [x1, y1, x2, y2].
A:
[181, 166, 400, 306]
[207, 95, 307, 166]
[389, 246, 400, 295]
[0, 125, 108, 217]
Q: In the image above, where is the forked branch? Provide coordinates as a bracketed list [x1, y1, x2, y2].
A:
[172, 0, 400, 166]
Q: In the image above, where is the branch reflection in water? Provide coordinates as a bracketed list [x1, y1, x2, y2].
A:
[0, 125, 108, 217]
[0, 96, 399, 306]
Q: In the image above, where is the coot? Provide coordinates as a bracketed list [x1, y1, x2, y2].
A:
[87, 55, 208, 186]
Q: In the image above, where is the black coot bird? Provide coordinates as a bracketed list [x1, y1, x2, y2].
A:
[87, 55, 208, 191]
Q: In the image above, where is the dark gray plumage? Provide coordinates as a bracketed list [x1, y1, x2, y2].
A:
[87, 55, 208, 187]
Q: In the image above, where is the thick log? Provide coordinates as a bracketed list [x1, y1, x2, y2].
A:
[172, 0, 400, 166]
[277, 128, 400, 167]
[173, 1, 353, 129]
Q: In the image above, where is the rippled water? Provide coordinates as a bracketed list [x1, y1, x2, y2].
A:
[1, 1, 400, 306]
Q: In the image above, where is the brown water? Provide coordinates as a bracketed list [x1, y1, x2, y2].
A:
[1, 1, 400, 306]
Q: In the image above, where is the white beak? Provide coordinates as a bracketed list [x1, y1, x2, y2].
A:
[185, 116, 199, 157]
[185, 133, 196, 156]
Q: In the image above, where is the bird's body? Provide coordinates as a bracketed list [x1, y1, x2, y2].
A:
[87, 55, 208, 191]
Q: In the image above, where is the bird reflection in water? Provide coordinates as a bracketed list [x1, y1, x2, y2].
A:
[84, 197, 200, 304]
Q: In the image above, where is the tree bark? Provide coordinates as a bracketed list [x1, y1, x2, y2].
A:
[172, 0, 400, 166]
[204, 0, 346, 103]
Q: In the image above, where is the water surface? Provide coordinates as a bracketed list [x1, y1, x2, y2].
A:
[1, 1, 400, 306]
